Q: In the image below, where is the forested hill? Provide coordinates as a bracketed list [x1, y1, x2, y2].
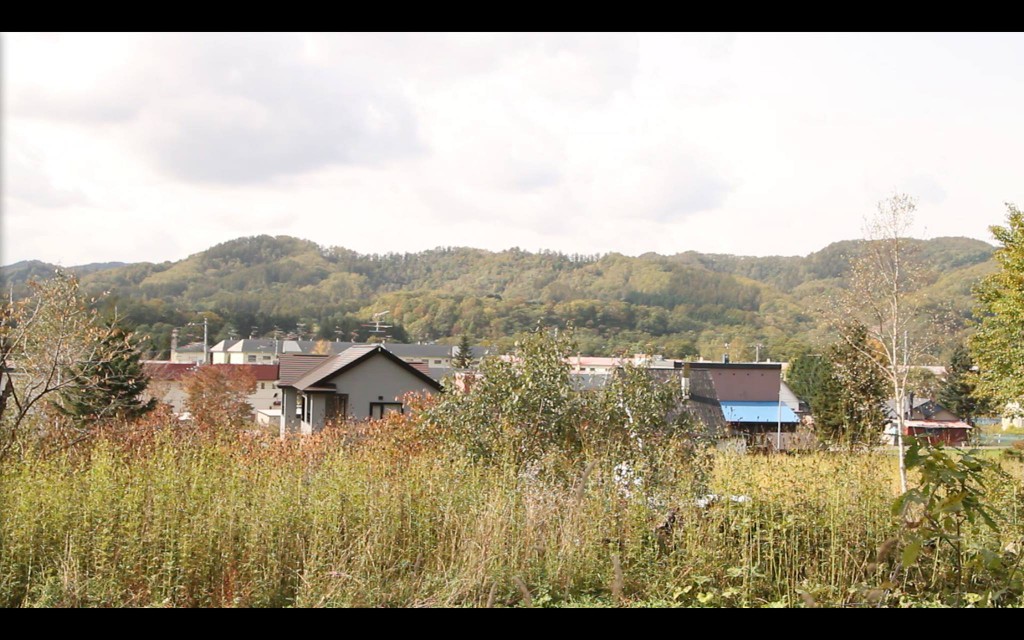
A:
[0, 235, 996, 362]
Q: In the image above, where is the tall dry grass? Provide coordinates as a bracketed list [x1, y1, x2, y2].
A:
[0, 427, 1021, 607]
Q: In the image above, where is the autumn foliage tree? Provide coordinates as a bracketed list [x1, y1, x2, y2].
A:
[0, 271, 123, 459]
[182, 366, 257, 430]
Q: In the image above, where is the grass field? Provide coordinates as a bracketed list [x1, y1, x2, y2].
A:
[1, 426, 1021, 608]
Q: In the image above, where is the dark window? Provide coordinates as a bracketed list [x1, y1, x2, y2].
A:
[369, 402, 403, 419]
[327, 394, 348, 422]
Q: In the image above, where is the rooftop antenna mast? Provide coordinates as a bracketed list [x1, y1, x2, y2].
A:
[363, 311, 393, 342]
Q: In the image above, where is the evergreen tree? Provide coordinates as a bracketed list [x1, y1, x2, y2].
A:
[452, 334, 474, 369]
[938, 343, 987, 426]
[828, 324, 889, 447]
[56, 324, 157, 427]
[787, 353, 842, 436]
[789, 326, 888, 447]
[970, 203, 1024, 409]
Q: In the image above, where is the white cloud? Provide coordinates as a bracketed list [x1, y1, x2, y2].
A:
[4, 32, 1024, 267]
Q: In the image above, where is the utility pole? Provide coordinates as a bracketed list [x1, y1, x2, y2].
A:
[777, 384, 783, 452]
[185, 316, 209, 365]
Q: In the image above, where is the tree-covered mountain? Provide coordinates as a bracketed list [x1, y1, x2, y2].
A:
[1, 235, 995, 362]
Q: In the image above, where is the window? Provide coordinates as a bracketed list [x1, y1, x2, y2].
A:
[327, 394, 348, 422]
[262, 355, 272, 361]
[248, 355, 257, 363]
[433, 359, 443, 365]
[369, 402, 403, 419]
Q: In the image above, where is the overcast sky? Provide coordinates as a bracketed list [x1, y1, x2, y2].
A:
[4, 32, 1023, 266]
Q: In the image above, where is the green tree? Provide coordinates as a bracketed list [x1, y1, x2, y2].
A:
[828, 325, 889, 447]
[786, 352, 842, 436]
[789, 326, 887, 447]
[939, 343, 987, 426]
[970, 203, 1024, 410]
[55, 324, 157, 429]
[893, 438, 1013, 606]
[422, 327, 691, 467]
[452, 334, 474, 369]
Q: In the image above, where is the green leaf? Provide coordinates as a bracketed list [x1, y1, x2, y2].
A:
[937, 491, 967, 513]
[902, 540, 923, 568]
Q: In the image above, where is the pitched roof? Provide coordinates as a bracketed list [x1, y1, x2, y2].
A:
[281, 345, 443, 392]
[289, 345, 381, 390]
[904, 419, 972, 430]
[278, 353, 331, 386]
[884, 398, 958, 421]
[207, 338, 493, 359]
[680, 369, 728, 435]
[409, 362, 431, 376]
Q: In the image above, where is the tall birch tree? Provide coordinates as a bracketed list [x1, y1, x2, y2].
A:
[837, 192, 927, 492]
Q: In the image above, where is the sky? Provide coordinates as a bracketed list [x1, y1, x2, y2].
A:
[4, 32, 1024, 267]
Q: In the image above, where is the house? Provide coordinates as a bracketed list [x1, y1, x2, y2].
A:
[169, 343, 207, 364]
[558, 358, 806, 449]
[277, 344, 442, 436]
[884, 397, 973, 446]
[694, 362, 800, 434]
[209, 339, 304, 364]
[676, 362, 805, 450]
[208, 338, 493, 380]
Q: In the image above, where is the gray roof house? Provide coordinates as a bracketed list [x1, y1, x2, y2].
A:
[276, 344, 442, 437]
[209, 338, 494, 380]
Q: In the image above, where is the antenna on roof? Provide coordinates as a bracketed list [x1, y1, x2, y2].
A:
[362, 311, 393, 342]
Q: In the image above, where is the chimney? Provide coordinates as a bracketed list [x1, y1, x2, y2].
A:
[171, 328, 179, 361]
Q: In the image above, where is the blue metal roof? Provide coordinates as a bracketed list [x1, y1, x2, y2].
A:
[720, 401, 799, 424]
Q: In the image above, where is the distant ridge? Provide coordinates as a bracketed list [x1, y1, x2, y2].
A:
[0, 235, 996, 362]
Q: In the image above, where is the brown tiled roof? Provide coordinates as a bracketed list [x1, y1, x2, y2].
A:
[277, 354, 330, 386]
